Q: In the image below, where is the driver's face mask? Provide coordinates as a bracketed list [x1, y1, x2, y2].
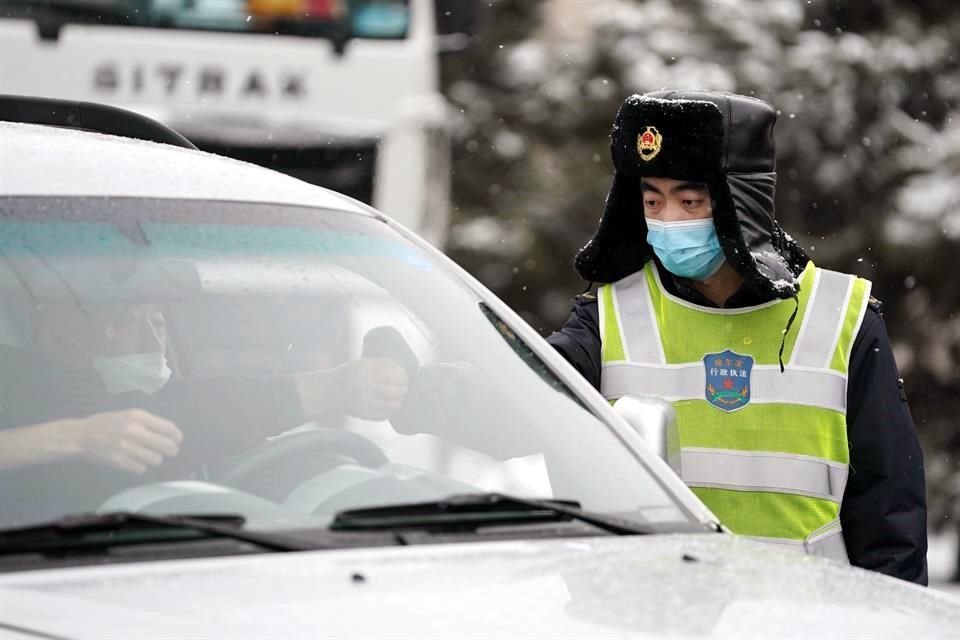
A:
[92, 351, 172, 395]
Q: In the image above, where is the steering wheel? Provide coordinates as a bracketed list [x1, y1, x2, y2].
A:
[214, 427, 389, 502]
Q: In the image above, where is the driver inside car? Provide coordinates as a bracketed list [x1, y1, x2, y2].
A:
[0, 297, 410, 519]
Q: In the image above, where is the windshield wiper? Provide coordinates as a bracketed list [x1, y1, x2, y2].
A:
[330, 493, 654, 536]
[0, 512, 319, 556]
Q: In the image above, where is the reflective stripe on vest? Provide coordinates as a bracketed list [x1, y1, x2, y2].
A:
[746, 518, 848, 560]
[599, 261, 871, 562]
[679, 448, 848, 503]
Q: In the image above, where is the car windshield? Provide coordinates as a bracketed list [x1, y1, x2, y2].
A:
[0, 0, 410, 39]
[0, 196, 691, 535]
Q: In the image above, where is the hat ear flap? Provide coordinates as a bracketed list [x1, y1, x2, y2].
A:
[574, 173, 652, 282]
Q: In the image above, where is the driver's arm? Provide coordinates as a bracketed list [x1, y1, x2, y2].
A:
[132, 359, 408, 468]
[388, 362, 548, 462]
[294, 358, 409, 422]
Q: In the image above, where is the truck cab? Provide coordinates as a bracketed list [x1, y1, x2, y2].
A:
[0, 0, 475, 246]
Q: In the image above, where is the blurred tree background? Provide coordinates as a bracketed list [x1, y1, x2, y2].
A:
[441, 0, 960, 576]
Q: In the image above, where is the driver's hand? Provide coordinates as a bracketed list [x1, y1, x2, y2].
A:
[69, 409, 183, 474]
[299, 358, 410, 421]
[334, 358, 410, 421]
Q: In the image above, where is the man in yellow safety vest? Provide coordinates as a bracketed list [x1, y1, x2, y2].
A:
[548, 90, 927, 584]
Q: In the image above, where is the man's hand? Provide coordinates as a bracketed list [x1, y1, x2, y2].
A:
[296, 358, 410, 421]
[69, 409, 183, 474]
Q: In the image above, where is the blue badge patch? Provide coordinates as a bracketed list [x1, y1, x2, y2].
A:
[704, 350, 753, 412]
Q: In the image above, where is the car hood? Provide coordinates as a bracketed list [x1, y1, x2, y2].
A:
[0, 533, 955, 639]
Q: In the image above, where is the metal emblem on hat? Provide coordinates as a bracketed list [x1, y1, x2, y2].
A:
[704, 350, 753, 413]
[637, 126, 662, 162]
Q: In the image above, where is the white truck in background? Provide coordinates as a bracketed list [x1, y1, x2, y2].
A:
[0, 0, 478, 247]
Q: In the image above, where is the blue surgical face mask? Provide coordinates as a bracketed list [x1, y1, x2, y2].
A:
[645, 218, 726, 280]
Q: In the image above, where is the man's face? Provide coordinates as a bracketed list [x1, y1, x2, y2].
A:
[37, 301, 167, 361]
[93, 303, 167, 356]
[641, 177, 713, 222]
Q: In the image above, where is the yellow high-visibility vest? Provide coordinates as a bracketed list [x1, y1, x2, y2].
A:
[599, 261, 871, 560]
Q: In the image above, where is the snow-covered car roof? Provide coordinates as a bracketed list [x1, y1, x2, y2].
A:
[0, 121, 369, 213]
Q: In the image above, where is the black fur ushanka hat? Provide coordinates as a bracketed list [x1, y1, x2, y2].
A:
[574, 90, 809, 299]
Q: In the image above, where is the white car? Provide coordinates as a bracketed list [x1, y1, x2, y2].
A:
[0, 96, 956, 639]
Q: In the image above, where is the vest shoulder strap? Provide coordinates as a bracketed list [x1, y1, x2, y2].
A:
[602, 268, 665, 365]
[789, 267, 871, 372]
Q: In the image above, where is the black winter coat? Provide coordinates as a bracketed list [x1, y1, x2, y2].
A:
[547, 265, 928, 585]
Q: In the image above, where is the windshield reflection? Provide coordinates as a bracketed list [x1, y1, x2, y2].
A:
[0, 197, 688, 537]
